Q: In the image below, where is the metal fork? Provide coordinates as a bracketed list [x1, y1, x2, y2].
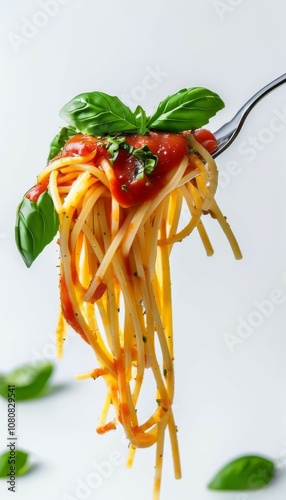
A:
[212, 73, 286, 158]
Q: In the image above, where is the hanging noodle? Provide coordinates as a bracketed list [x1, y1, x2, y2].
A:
[38, 132, 242, 499]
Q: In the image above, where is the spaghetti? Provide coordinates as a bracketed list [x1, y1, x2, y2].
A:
[16, 88, 242, 499]
[44, 132, 240, 497]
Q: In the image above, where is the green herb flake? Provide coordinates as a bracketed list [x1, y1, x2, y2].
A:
[105, 135, 127, 162]
[132, 145, 158, 179]
[0, 362, 54, 401]
[142, 336, 147, 343]
[0, 450, 29, 478]
[208, 455, 275, 491]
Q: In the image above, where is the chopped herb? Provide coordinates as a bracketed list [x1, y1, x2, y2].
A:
[105, 135, 129, 162]
[132, 145, 158, 179]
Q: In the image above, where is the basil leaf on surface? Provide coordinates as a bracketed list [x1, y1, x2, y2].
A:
[208, 455, 275, 491]
[48, 125, 77, 160]
[0, 450, 29, 478]
[60, 91, 138, 136]
[147, 87, 225, 132]
[0, 362, 54, 401]
[15, 190, 59, 268]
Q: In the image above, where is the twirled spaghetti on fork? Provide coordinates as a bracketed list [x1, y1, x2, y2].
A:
[15, 88, 242, 499]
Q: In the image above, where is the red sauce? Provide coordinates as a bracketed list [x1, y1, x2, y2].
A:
[61, 133, 98, 157]
[110, 132, 190, 207]
[96, 422, 117, 434]
[192, 128, 218, 153]
[27, 128, 217, 208]
[60, 275, 89, 344]
[45, 128, 218, 213]
[61, 133, 109, 166]
[25, 180, 49, 202]
[61, 131, 191, 208]
[88, 281, 107, 303]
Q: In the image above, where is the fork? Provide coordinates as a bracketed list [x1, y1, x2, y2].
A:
[212, 73, 286, 158]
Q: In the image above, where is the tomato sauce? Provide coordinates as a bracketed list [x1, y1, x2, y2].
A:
[45, 129, 216, 210]
[25, 180, 49, 202]
[110, 132, 190, 207]
[60, 275, 89, 343]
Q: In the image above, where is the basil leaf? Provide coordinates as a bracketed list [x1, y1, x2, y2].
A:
[208, 455, 275, 491]
[15, 190, 59, 268]
[0, 362, 54, 401]
[0, 450, 29, 478]
[147, 87, 225, 132]
[60, 91, 138, 136]
[134, 105, 148, 135]
[48, 125, 77, 160]
[132, 145, 158, 179]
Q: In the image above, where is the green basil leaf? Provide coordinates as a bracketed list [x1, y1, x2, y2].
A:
[0, 450, 29, 478]
[48, 125, 77, 160]
[60, 91, 138, 136]
[134, 105, 148, 135]
[15, 190, 59, 268]
[208, 455, 275, 491]
[147, 87, 225, 132]
[0, 362, 54, 401]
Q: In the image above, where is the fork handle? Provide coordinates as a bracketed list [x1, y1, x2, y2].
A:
[212, 73, 286, 158]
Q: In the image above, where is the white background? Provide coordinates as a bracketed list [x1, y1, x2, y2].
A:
[1, 0, 286, 499]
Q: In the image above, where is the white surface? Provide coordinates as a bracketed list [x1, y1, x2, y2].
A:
[1, 0, 286, 499]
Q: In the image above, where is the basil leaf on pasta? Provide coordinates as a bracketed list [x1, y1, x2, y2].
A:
[134, 105, 148, 135]
[147, 87, 225, 132]
[60, 91, 138, 136]
[15, 190, 59, 268]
